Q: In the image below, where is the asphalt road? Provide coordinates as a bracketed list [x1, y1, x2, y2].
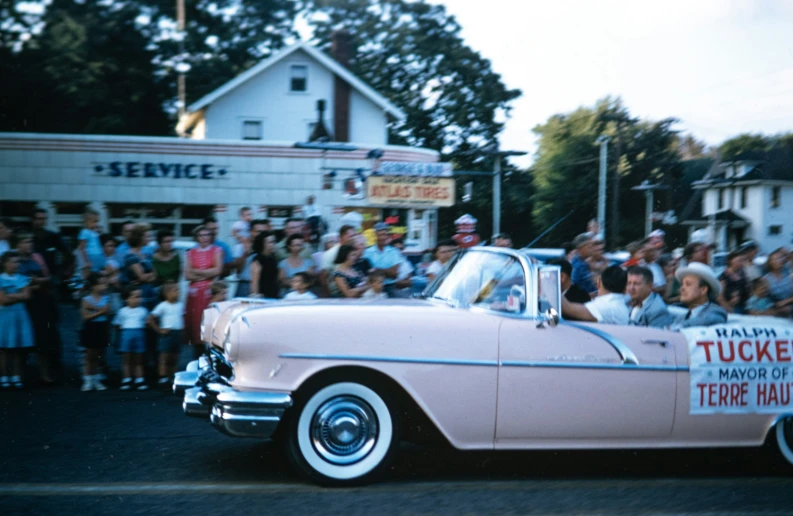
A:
[1, 306, 792, 515]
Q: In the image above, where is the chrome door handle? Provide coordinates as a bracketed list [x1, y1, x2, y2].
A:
[642, 339, 668, 347]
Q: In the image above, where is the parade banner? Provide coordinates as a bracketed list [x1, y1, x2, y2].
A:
[366, 176, 455, 207]
[683, 324, 793, 414]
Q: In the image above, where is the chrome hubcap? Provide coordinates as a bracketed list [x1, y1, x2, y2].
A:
[311, 396, 378, 465]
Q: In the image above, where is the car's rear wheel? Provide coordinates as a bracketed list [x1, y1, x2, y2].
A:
[285, 381, 400, 486]
[776, 416, 793, 467]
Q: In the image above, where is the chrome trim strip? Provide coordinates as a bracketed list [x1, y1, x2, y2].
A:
[560, 321, 640, 365]
[279, 353, 498, 367]
[500, 360, 688, 372]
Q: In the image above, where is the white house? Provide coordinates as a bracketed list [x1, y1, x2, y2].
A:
[175, 39, 405, 145]
[686, 150, 793, 252]
[0, 39, 448, 251]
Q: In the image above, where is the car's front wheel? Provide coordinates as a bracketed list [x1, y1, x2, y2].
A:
[285, 381, 400, 486]
[776, 416, 793, 468]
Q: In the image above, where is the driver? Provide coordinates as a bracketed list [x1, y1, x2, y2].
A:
[560, 265, 630, 324]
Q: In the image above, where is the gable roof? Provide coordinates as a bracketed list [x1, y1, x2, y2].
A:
[186, 41, 406, 121]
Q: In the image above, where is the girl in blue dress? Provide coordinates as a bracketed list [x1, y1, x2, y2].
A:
[0, 251, 34, 388]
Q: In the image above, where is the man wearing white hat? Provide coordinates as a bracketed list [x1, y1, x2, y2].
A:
[670, 262, 728, 329]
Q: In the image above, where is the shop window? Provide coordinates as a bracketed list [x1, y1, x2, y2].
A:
[769, 225, 782, 236]
[54, 202, 89, 215]
[290, 65, 308, 92]
[181, 205, 215, 220]
[771, 186, 781, 208]
[242, 120, 262, 140]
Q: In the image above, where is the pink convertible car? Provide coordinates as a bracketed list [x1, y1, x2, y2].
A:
[174, 247, 793, 485]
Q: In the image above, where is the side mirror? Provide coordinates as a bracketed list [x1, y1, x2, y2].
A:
[536, 307, 560, 329]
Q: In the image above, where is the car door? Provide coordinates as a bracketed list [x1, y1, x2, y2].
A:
[495, 266, 678, 443]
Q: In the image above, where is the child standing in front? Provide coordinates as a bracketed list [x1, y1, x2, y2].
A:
[210, 280, 228, 303]
[231, 207, 253, 244]
[284, 272, 317, 301]
[0, 251, 34, 389]
[80, 272, 110, 391]
[77, 209, 105, 273]
[114, 286, 149, 391]
[148, 282, 184, 387]
[362, 271, 388, 300]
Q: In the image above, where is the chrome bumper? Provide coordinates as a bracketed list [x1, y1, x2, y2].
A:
[175, 357, 292, 439]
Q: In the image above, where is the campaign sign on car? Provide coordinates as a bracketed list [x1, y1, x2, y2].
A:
[683, 324, 793, 414]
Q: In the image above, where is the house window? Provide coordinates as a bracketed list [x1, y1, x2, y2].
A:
[242, 120, 262, 140]
[769, 225, 782, 236]
[740, 187, 747, 209]
[771, 186, 781, 208]
[290, 65, 308, 92]
[717, 189, 724, 210]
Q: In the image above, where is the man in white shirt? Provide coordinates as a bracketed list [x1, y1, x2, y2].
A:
[426, 239, 456, 282]
[319, 224, 357, 296]
[561, 265, 630, 325]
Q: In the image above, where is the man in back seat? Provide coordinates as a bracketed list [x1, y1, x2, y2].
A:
[560, 265, 630, 324]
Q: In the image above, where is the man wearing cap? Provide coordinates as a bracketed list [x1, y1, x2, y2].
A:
[670, 262, 728, 329]
[571, 233, 597, 297]
[740, 241, 762, 281]
[363, 222, 402, 296]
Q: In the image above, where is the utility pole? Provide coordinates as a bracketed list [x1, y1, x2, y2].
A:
[176, 0, 186, 120]
[595, 136, 609, 242]
[631, 181, 669, 237]
[493, 157, 501, 236]
[610, 119, 623, 250]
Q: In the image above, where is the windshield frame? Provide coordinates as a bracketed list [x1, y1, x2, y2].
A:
[423, 247, 539, 319]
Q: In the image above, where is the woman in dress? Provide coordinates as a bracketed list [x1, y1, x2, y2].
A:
[120, 224, 158, 309]
[250, 232, 279, 299]
[333, 244, 368, 298]
[278, 234, 315, 295]
[0, 251, 34, 388]
[184, 225, 222, 358]
[152, 229, 181, 286]
[15, 232, 58, 385]
[764, 248, 793, 317]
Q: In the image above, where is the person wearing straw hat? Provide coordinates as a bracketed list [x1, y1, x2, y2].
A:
[670, 262, 728, 329]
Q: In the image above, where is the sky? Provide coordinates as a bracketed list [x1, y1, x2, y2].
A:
[428, 0, 793, 167]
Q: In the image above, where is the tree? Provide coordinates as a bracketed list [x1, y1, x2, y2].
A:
[530, 98, 683, 248]
[306, 0, 521, 156]
[718, 133, 771, 161]
[1, 1, 170, 134]
[139, 0, 298, 110]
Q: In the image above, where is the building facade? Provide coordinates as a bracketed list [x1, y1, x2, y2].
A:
[687, 155, 793, 252]
[0, 40, 447, 251]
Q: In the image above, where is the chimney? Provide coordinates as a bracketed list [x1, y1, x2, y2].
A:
[331, 30, 351, 143]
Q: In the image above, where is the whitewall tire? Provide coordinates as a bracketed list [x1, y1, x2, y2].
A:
[286, 381, 399, 485]
[776, 416, 793, 467]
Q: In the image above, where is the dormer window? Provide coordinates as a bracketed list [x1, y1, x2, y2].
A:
[290, 65, 308, 92]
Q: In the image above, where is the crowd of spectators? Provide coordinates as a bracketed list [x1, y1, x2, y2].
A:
[3, 204, 793, 392]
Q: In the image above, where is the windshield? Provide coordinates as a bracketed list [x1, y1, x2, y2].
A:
[424, 250, 527, 313]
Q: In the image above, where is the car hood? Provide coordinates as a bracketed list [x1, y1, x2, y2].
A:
[209, 297, 441, 348]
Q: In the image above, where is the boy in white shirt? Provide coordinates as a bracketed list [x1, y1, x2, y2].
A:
[284, 272, 317, 301]
[147, 282, 184, 386]
[113, 286, 149, 391]
[231, 207, 253, 243]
